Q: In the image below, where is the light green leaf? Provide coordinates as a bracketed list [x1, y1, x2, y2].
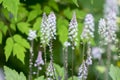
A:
[10, 23, 16, 31]
[2, 0, 20, 20]
[29, 4, 41, 10]
[4, 66, 26, 80]
[0, 21, 8, 35]
[95, 65, 106, 73]
[48, 0, 59, 12]
[4, 37, 14, 61]
[43, 6, 52, 14]
[17, 22, 30, 35]
[33, 17, 41, 37]
[54, 63, 64, 80]
[0, 32, 2, 44]
[17, 6, 28, 21]
[63, 8, 72, 19]
[0, 0, 3, 4]
[57, 17, 68, 46]
[109, 64, 120, 80]
[73, 0, 79, 7]
[34, 76, 45, 80]
[33, 17, 41, 31]
[27, 10, 41, 22]
[13, 34, 30, 49]
[13, 43, 26, 64]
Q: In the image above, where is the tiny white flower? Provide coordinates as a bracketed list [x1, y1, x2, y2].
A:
[27, 30, 37, 41]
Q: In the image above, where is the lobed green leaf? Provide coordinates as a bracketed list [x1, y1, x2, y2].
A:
[4, 37, 14, 61]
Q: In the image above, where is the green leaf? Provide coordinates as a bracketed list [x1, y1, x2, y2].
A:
[33, 17, 41, 37]
[4, 66, 26, 80]
[13, 34, 30, 49]
[2, 0, 20, 20]
[57, 17, 68, 46]
[34, 76, 45, 80]
[95, 65, 106, 73]
[0, 21, 8, 35]
[109, 64, 120, 80]
[4, 37, 14, 61]
[29, 4, 41, 10]
[48, 0, 59, 12]
[17, 6, 28, 21]
[0, 0, 3, 4]
[43, 6, 52, 14]
[33, 17, 41, 31]
[63, 8, 72, 19]
[17, 22, 30, 35]
[10, 23, 16, 31]
[73, 0, 79, 7]
[13, 43, 26, 64]
[54, 63, 64, 80]
[27, 10, 41, 22]
[0, 32, 2, 44]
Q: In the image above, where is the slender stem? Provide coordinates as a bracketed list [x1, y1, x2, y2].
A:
[82, 42, 85, 80]
[29, 40, 34, 80]
[44, 44, 47, 78]
[72, 49, 74, 80]
[64, 47, 68, 80]
[44, 45, 47, 68]
[105, 44, 111, 80]
[36, 66, 40, 77]
[82, 42, 85, 62]
[71, 43, 74, 80]
[49, 40, 56, 80]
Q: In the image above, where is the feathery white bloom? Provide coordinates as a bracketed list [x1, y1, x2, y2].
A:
[40, 13, 50, 46]
[86, 56, 92, 65]
[68, 12, 78, 48]
[78, 61, 88, 80]
[48, 12, 56, 40]
[99, 0, 119, 45]
[27, 29, 37, 41]
[98, 18, 117, 44]
[46, 60, 55, 80]
[81, 14, 94, 42]
[104, 0, 118, 18]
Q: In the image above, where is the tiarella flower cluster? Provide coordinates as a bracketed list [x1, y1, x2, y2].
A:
[81, 14, 94, 42]
[99, 0, 119, 45]
[28, 30, 37, 41]
[68, 13, 78, 49]
[78, 61, 88, 80]
[34, 51, 44, 70]
[78, 55, 92, 80]
[40, 13, 50, 46]
[98, 18, 117, 45]
[104, 0, 118, 18]
[46, 60, 56, 80]
[48, 12, 56, 40]
[40, 12, 56, 46]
